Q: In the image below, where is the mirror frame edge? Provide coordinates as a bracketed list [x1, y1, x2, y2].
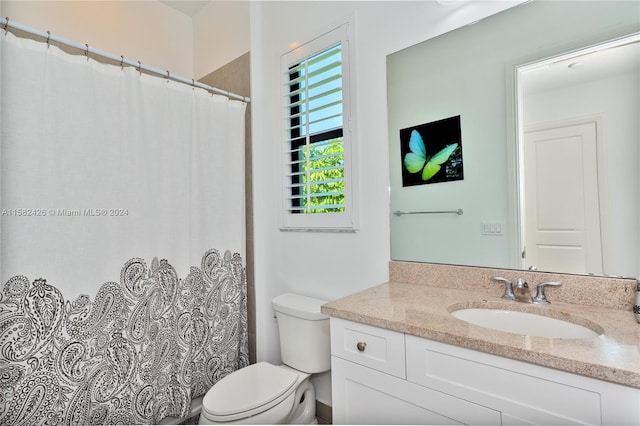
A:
[505, 60, 523, 271]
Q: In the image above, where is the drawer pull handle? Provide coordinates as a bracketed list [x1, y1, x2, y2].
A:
[356, 341, 367, 352]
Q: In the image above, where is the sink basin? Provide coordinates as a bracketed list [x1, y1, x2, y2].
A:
[450, 308, 602, 339]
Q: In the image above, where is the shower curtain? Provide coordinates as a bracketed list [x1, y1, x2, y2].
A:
[0, 32, 249, 425]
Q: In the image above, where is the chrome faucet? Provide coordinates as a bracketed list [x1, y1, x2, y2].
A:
[512, 278, 531, 303]
[492, 276, 531, 302]
[493, 276, 562, 304]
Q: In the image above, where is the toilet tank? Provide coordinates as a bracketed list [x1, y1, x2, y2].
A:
[272, 293, 331, 374]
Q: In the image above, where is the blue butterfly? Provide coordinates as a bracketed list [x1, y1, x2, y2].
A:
[403, 129, 459, 181]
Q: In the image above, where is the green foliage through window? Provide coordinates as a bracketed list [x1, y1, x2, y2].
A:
[300, 138, 345, 213]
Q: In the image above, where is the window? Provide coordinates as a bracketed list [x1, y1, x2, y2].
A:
[281, 24, 357, 231]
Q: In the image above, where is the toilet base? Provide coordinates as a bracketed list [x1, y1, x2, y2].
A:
[284, 377, 316, 424]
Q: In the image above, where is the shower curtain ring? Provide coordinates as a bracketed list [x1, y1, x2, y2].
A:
[137, 61, 142, 75]
[85, 43, 89, 60]
[46, 31, 51, 47]
[3, 17, 9, 35]
[120, 55, 124, 70]
[166, 70, 170, 82]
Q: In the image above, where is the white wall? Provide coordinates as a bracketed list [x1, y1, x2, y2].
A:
[193, 0, 249, 79]
[2, 0, 253, 97]
[1, 0, 193, 76]
[524, 71, 640, 277]
[249, 0, 524, 405]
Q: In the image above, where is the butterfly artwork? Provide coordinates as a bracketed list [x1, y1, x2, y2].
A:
[400, 116, 464, 187]
[404, 130, 459, 181]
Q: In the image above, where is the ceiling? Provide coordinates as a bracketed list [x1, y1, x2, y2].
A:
[521, 39, 639, 95]
[160, 1, 210, 17]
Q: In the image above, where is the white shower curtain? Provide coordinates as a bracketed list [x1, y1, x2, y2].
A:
[0, 32, 248, 424]
[1, 32, 246, 295]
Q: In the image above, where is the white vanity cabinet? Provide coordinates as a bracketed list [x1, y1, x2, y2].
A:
[330, 317, 640, 425]
[330, 318, 500, 425]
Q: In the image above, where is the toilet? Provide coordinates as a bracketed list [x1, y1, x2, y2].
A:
[199, 293, 330, 424]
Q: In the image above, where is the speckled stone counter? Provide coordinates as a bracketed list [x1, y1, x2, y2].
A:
[321, 261, 640, 388]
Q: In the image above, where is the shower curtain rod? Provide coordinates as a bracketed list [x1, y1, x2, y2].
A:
[1, 17, 251, 103]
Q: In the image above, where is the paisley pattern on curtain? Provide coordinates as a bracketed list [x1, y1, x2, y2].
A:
[0, 249, 249, 426]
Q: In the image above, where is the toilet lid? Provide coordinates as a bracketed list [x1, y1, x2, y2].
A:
[202, 362, 298, 417]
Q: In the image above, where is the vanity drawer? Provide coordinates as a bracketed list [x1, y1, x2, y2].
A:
[330, 318, 405, 378]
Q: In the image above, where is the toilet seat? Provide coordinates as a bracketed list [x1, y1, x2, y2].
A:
[201, 362, 299, 422]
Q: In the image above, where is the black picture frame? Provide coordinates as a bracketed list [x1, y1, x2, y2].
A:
[400, 115, 464, 187]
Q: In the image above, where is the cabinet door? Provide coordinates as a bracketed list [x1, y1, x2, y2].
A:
[331, 356, 501, 425]
[406, 335, 603, 426]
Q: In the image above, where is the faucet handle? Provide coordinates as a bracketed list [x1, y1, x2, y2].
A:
[532, 281, 562, 305]
[492, 276, 515, 301]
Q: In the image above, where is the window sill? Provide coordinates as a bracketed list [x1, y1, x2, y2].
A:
[279, 227, 358, 234]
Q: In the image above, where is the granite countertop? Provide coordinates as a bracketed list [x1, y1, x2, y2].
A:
[321, 281, 640, 388]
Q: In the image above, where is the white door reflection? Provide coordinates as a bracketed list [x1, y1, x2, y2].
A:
[517, 35, 639, 276]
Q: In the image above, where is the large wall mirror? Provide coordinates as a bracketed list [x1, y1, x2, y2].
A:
[388, 0, 639, 278]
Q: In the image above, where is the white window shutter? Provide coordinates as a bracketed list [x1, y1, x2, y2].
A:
[280, 24, 357, 231]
